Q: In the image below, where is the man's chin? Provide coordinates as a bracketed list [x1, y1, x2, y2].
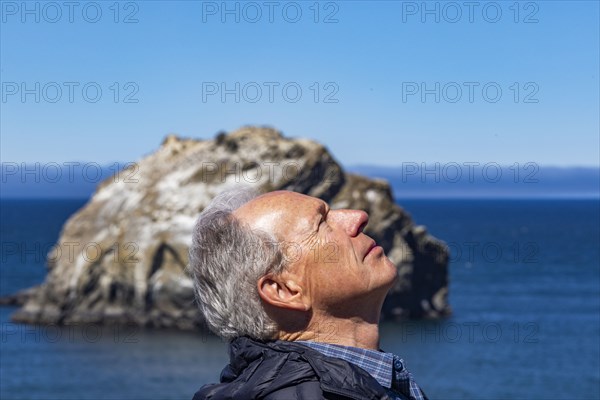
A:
[381, 257, 399, 287]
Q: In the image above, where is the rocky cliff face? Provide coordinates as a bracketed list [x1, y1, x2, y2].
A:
[11, 126, 450, 329]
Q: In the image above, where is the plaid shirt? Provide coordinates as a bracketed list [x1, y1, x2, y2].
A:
[296, 341, 428, 400]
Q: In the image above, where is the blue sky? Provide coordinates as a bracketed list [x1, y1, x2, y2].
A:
[1, 0, 598, 167]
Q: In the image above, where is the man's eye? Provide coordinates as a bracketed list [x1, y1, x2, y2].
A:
[318, 218, 327, 231]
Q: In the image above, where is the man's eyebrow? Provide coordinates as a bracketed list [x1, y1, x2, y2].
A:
[316, 202, 330, 226]
[318, 201, 329, 216]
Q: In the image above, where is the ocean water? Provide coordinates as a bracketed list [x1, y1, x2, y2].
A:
[1, 198, 599, 400]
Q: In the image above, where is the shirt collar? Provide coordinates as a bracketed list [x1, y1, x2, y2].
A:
[296, 340, 395, 389]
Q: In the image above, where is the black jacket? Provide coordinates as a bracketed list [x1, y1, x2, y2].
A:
[193, 336, 401, 400]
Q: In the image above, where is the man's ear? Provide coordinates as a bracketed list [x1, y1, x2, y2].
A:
[257, 273, 309, 312]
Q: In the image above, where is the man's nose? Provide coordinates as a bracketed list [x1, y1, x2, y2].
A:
[331, 209, 369, 236]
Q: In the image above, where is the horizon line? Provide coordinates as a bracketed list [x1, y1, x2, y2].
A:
[1, 161, 599, 169]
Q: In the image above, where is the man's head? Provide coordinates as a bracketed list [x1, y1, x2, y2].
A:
[189, 188, 398, 340]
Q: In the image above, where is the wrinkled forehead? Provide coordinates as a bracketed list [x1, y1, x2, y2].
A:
[233, 191, 323, 241]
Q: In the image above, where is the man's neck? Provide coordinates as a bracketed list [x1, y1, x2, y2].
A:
[279, 314, 381, 350]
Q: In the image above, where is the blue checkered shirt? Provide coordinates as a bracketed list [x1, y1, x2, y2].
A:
[296, 341, 428, 400]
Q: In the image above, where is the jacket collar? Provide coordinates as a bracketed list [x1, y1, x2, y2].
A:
[229, 336, 391, 400]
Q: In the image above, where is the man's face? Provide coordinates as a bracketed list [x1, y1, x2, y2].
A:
[233, 190, 398, 316]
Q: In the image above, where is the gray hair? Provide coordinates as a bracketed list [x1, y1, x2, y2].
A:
[189, 187, 287, 340]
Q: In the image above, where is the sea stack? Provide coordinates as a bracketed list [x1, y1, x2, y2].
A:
[11, 126, 451, 329]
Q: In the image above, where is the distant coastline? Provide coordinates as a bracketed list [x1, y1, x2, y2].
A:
[1, 162, 598, 199]
[349, 165, 600, 199]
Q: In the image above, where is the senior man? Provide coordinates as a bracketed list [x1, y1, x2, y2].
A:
[190, 188, 428, 400]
